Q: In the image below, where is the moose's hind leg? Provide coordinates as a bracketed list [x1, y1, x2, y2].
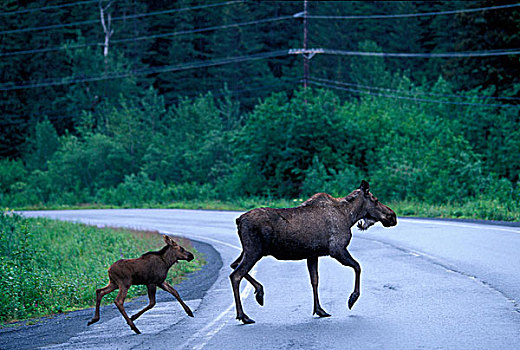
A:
[307, 257, 331, 318]
[114, 285, 141, 334]
[230, 252, 262, 324]
[88, 281, 117, 326]
[231, 253, 265, 306]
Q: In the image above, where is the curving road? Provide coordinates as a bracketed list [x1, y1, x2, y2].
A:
[11, 209, 520, 349]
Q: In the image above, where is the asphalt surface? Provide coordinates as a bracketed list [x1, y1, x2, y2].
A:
[3, 209, 519, 350]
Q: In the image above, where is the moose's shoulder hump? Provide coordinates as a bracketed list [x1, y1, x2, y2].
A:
[299, 193, 337, 207]
[141, 245, 168, 258]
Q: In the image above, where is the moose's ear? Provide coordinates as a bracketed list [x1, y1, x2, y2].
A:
[163, 235, 177, 246]
[360, 180, 370, 193]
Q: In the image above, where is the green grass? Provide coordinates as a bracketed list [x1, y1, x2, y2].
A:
[390, 199, 519, 222]
[11, 197, 297, 212]
[12, 195, 519, 222]
[0, 211, 204, 324]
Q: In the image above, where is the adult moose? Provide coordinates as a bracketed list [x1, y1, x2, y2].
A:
[87, 235, 195, 334]
[230, 180, 397, 324]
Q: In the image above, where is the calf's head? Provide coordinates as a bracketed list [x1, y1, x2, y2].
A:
[163, 235, 194, 261]
[351, 180, 397, 230]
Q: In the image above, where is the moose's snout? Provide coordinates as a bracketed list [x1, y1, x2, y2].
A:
[382, 211, 397, 227]
[186, 252, 195, 262]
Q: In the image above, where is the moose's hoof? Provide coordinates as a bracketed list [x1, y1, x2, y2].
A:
[314, 308, 331, 318]
[348, 292, 360, 310]
[237, 314, 255, 325]
[186, 308, 194, 317]
[131, 326, 141, 334]
[87, 318, 98, 326]
[255, 289, 264, 306]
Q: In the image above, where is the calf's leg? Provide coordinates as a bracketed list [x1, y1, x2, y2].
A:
[159, 281, 194, 317]
[130, 284, 157, 321]
[331, 249, 361, 310]
[307, 257, 331, 317]
[87, 281, 117, 326]
[231, 253, 265, 306]
[114, 285, 141, 334]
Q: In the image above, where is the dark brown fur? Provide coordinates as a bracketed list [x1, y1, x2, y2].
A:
[87, 235, 195, 334]
[230, 180, 397, 324]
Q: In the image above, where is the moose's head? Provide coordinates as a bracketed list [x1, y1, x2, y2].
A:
[163, 235, 194, 262]
[347, 180, 397, 230]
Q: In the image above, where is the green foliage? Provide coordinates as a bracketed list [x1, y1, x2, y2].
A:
[232, 89, 356, 197]
[96, 172, 166, 207]
[1, 75, 519, 221]
[0, 159, 26, 195]
[0, 0, 518, 224]
[349, 40, 391, 87]
[164, 94, 231, 184]
[301, 157, 363, 198]
[23, 119, 59, 171]
[0, 212, 203, 323]
[2, 1, 519, 160]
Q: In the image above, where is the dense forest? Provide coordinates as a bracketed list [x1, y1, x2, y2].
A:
[0, 1, 519, 219]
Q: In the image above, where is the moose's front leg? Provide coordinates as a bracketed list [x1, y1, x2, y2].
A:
[159, 282, 194, 317]
[130, 284, 157, 321]
[331, 248, 361, 310]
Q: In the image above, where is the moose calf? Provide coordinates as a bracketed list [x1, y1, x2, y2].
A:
[87, 235, 195, 334]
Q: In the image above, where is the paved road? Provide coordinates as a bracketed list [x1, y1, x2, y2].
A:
[10, 209, 520, 349]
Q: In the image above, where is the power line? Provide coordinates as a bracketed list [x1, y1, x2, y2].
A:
[0, 0, 99, 16]
[111, 15, 294, 44]
[0, 42, 101, 58]
[290, 48, 520, 58]
[0, 78, 300, 127]
[0, 0, 242, 35]
[310, 77, 520, 101]
[0, 18, 99, 35]
[152, 77, 299, 104]
[110, 0, 243, 21]
[0, 50, 290, 91]
[306, 3, 520, 20]
[1, 14, 293, 57]
[307, 79, 519, 108]
[323, 48, 520, 58]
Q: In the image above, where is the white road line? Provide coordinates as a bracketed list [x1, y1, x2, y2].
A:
[162, 230, 256, 350]
[188, 271, 257, 350]
[162, 230, 242, 251]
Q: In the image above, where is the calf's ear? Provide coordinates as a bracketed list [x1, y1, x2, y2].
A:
[360, 180, 370, 193]
[163, 235, 177, 246]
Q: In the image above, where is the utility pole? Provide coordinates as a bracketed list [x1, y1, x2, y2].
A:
[99, 1, 114, 59]
[290, 1, 321, 88]
[303, 0, 309, 88]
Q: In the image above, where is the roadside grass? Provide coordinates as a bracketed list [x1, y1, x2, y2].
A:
[13, 197, 296, 212]
[390, 199, 519, 222]
[13, 196, 519, 222]
[0, 212, 204, 324]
